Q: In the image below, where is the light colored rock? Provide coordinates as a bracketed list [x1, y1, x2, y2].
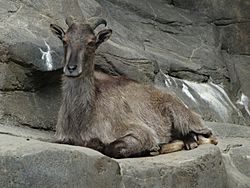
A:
[206, 122, 250, 138]
[0, 123, 54, 142]
[206, 122, 250, 188]
[172, 0, 250, 55]
[118, 145, 227, 188]
[0, 0, 249, 129]
[218, 138, 250, 188]
[0, 134, 123, 188]
[0, 132, 228, 188]
[2, 122, 250, 188]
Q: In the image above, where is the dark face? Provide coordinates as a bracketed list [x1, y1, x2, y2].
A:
[50, 19, 112, 77]
[62, 23, 96, 77]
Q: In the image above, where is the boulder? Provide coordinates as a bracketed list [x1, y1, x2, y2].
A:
[207, 122, 250, 188]
[118, 145, 226, 188]
[1, 122, 250, 188]
[219, 138, 250, 188]
[171, 0, 250, 55]
[0, 134, 123, 188]
[0, 0, 249, 128]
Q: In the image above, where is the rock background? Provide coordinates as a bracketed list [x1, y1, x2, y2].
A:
[0, 0, 249, 129]
[0, 0, 250, 187]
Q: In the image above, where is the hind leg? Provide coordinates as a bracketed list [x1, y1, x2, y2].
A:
[104, 134, 142, 158]
[158, 133, 217, 154]
[171, 115, 216, 151]
[165, 132, 199, 152]
[166, 96, 214, 138]
[176, 130, 217, 151]
[171, 109, 215, 147]
[179, 132, 218, 152]
[104, 131, 158, 158]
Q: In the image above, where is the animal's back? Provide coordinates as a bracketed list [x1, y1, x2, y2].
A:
[91, 72, 175, 145]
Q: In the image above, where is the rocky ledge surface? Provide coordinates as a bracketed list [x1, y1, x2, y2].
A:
[0, 122, 250, 188]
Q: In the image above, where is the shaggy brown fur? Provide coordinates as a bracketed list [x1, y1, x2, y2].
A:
[50, 17, 217, 158]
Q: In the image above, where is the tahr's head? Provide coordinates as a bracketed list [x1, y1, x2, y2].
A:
[50, 16, 112, 77]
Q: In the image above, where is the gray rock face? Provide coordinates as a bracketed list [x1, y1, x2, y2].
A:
[171, 0, 250, 55]
[207, 122, 250, 188]
[0, 0, 249, 129]
[118, 145, 226, 188]
[1, 122, 250, 188]
[0, 134, 123, 188]
[0, 1, 250, 187]
[220, 138, 250, 188]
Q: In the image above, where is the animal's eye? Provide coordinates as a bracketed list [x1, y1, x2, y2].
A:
[87, 40, 96, 47]
[62, 39, 67, 46]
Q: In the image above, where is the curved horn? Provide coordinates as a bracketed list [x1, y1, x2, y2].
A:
[88, 17, 107, 30]
[65, 16, 76, 27]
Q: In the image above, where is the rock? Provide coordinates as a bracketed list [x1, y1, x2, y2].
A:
[171, 0, 249, 19]
[0, 123, 225, 188]
[219, 22, 250, 55]
[206, 122, 250, 188]
[1, 122, 250, 187]
[171, 0, 250, 55]
[154, 72, 246, 124]
[1, 121, 250, 187]
[117, 145, 226, 188]
[0, 0, 65, 129]
[1, 122, 250, 188]
[0, 0, 249, 131]
[120, 123, 250, 188]
[0, 123, 54, 142]
[220, 53, 250, 124]
[206, 122, 250, 138]
[0, 134, 123, 188]
[0, 79, 61, 130]
[217, 138, 250, 188]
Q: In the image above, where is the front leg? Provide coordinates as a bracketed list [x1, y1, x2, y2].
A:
[158, 140, 184, 154]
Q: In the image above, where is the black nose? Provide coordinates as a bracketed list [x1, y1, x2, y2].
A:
[67, 65, 77, 73]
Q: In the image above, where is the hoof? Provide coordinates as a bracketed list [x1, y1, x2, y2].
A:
[183, 132, 198, 150]
[149, 145, 160, 156]
[185, 141, 198, 150]
[197, 135, 218, 145]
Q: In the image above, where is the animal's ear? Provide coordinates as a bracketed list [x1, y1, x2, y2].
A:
[50, 24, 65, 41]
[96, 29, 112, 47]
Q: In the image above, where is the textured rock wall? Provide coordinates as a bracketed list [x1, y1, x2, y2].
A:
[0, 1, 250, 187]
[0, 0, 249, 128]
